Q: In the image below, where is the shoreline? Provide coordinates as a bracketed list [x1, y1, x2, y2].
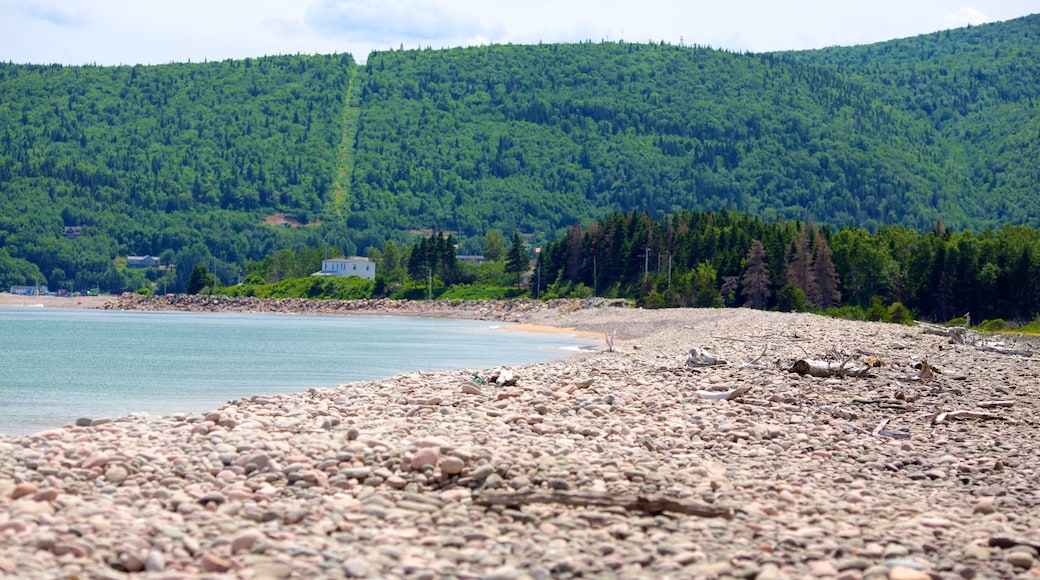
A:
[0, 292, 118, 309]
[2, 297, 1039, 577]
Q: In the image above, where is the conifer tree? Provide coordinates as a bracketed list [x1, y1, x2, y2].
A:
[506, 232, 529, 288]
[786, 225, 816, 302]
[811, 229, 841, 308]
[741, 240, 771, 310]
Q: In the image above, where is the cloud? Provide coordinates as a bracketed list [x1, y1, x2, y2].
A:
[19, 1, 89, 28]
[944, 6, 992, 28]
[305, 0, 490, 43]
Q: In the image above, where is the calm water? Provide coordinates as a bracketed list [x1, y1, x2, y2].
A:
[0, 306, 597, 437]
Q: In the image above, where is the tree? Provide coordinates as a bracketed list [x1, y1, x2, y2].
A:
[482, 230, 506, 262]
[741, 240, 771, 310]
[187, 264, 216, 294]
[692, 261, 723, 307]
[776, 284, 809, 312]
[810, 229, 841, 308]
[506, 232, 528, 288]
[785, 225, 815, 302]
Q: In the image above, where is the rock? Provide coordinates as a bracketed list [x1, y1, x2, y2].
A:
[343, 557, 369, 577]
[251, 562, 293, 579]
[342, 467, 372, 480]
[10, 482, 39, 500]
[973, 497, 997, 515]
[145, 550, 166, 572]
[81, 451, 110, 469]
[1006, 551, 1035, 569]
[439, 456, 465, 475]
[471, 464, 495, 481]
[105, 465, 130, 485]
[755, 563, 782, 580]
[461, 383, 482, 395]
[410, 447, 439, 470]
[32, 488, 58, 502]
[75, 417, 93, 427]
[231, 530, 263, 554]
[244, 453, 271, 473]
[889, 566, 931, 580]
[200, 551, 233, 573]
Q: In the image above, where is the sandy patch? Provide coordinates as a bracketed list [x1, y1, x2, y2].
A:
[0, 292, 118, 309]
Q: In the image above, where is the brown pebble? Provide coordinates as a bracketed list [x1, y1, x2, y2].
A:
[200, 551, 233, 573]
[439, 456, 465, 475]
[231, 530, 263, 554]
[10, 482, 39, 500]
[1007, 551, 1035, 569]
[32, 488, 59, 502]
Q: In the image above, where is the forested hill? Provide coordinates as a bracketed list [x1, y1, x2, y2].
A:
[1, 14, 1038, 292]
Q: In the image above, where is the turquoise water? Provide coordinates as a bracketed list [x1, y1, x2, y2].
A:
[0, 306, 597, 437]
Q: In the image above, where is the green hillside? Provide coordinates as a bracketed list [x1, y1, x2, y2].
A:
[1, 15, 1038, 293]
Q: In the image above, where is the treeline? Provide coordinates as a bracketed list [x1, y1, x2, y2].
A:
[200, 209, 1040, 325]
[539, 210, 1040, 323]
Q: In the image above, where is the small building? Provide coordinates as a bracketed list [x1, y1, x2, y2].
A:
[127, 255, 161, 268]
[63, 226, 83, 240]
[457, 255, 486, 265]
[10, 285, 48, 296]
[313, 257, 375, 280]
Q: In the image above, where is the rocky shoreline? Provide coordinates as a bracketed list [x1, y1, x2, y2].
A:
[2, 300, 1039, 579]
[99, 293, 622, 324]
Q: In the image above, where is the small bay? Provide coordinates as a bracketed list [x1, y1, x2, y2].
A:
[0, 306, 597, 436]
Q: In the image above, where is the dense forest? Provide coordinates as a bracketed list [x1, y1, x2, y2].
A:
[1, 14, 1039, 321]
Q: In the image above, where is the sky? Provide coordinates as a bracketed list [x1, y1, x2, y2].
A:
[1, 1, 1036, 66]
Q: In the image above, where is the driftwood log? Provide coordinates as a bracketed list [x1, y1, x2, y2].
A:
[472, 490, 734, 519]
[789, 358, 872, 378]
[918, 322, 1033, 357]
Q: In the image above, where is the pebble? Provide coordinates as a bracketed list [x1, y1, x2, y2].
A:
[1006, 551, 1035, 569]
[410, 447, 440, 470]
[0, 304, 1036, 579]
[439, 456, 465, 475]
[200, 552, 233, 573]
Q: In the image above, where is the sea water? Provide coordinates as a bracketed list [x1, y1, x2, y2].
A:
[0, 306, 598, 436]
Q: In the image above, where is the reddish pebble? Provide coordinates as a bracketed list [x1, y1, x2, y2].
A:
[10, 482, 38, 500]
[200, 551, 233, 573]
[410, 447, 439, 470]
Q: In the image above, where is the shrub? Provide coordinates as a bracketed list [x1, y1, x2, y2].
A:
[887, 302, 912, 325]
[824, 305, 866, 321]
[865, 296, 887, 321]
[980, 318, 1008, 332]
[776, 285, 808, 313]
[639, 292, 665, 309]
[134, 287, 153, 296]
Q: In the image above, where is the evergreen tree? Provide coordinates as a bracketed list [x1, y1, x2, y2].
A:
[506, 232, 528, 288]
[811, 230, 842, 308]
[187, 264, 214, 294]
[786, 225, 816, 303]
[741, 240, 771, 310]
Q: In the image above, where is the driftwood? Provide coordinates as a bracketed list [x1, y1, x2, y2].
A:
[918, 322, 1033, 357]
[686, 348, 726, 367]
[933, 409, 1004, 424]
[789, 358, 872, 378]
[695, 384, 752, 400]
[976, 344, 1033, 357]
[473, 490, 733, 519]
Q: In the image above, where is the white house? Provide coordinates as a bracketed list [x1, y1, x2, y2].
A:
[313, 257, 375, 280]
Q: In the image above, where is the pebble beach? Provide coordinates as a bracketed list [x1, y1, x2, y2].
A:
[2, 295, 1039, 579]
